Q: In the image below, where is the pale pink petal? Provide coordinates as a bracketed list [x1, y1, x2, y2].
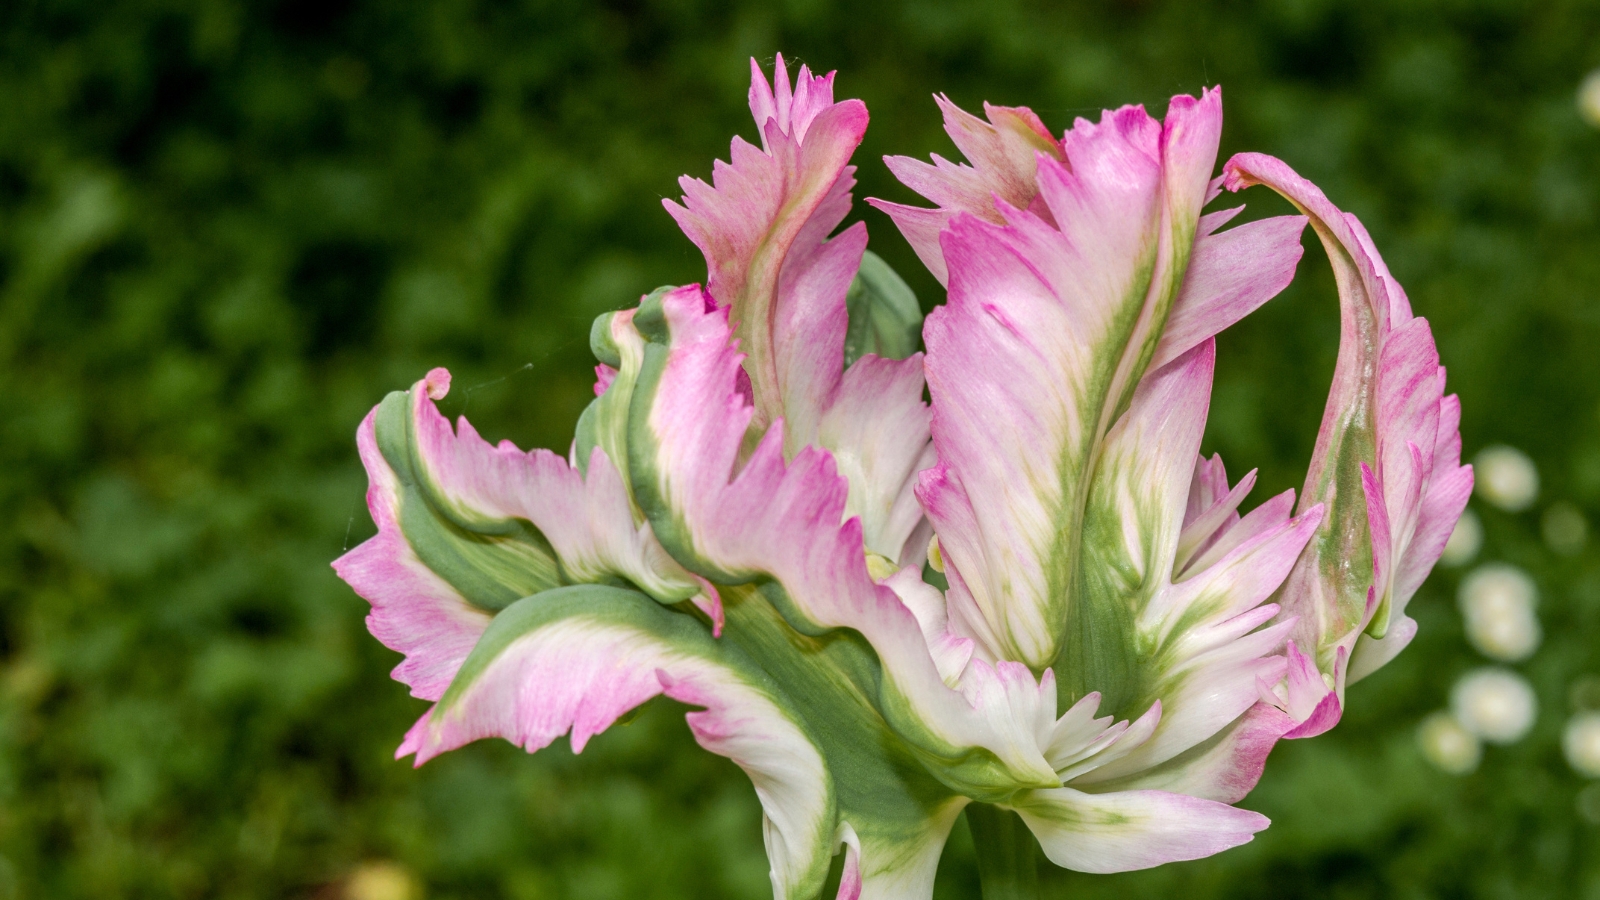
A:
[669, 58, 932, 564]
[399, 586, 837, 900]
[1011, 787, 1270, 873]
[334, 366, 714, 697]
[1153, 213, 1308, 369]
[631, 284, 1060, 786]
[333, 401, 491, 701]
[665, 57, 867, 431]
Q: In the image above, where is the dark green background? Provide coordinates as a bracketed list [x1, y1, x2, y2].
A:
[3, 0, 1599, 897]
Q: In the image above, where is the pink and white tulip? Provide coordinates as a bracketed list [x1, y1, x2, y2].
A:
[335, 57, 1468, 899]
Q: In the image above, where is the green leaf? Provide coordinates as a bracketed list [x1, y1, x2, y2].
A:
[844, 250, 922, 366]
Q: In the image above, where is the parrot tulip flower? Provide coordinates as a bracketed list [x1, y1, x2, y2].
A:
[334, 56, 1470, 899]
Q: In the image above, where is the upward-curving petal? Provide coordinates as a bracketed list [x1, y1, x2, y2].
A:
[1008, 786, 1270, 874]
[665, 57, 931, 563]
[1222, 152, 1472, 715]
[664, 53, 867, 434]
[915, 94, 1223, 671]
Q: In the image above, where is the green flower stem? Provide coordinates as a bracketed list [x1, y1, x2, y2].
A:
[967, 804, 1039, 900]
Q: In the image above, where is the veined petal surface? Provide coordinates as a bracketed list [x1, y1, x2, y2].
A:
[914, 94, 1223, 670]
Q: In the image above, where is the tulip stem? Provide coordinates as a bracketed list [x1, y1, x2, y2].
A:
[967, 804, 1039, 900]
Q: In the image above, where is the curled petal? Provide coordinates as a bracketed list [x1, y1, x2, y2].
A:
[334, 394, 491, 700]
[1224, 152, 1472, 713]
[334, 368, 712, 696]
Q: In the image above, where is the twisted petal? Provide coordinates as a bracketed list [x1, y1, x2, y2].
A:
[1223, 153, 1472, 719]
[333, 368, 713, 698]
[398, 585, 839, 900]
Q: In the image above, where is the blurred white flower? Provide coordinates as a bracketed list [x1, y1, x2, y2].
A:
[1417, 711, 1482, 774]
[1457, 564, 1541, 662]
[1473, 445, 1539, 512]
[1439, 508, 1483, 567]
[1542, 502, 1588, 556]
[1465, 611, 1541, 663]
[1451, 667, 1538, 745]
[1564, 712, 1600, 778]
[1581, 69, 1600, 129]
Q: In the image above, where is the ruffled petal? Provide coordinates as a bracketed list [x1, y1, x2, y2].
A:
[333, 387, 492, 701]
[664, 55, 865, 432]
[665, 57, 931, 563]
[334, 367, 713, 697]
[625, 284, 1061, 795]
[399, 585, 837, 900]
[914, 94, 1221, 671]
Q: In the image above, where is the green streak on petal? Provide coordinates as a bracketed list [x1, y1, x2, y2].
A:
[718, 581, 993, 886]
[576, 292, 669, 490]
[433, 584, 839, 898]
[623, 333, 743, 584]
[1025, 244, 1157, 672]
[374, 389, 566, 612]
[1103, 210, 1198, 427]
[723, 584, 953, 819]
[736, 581, 1046, 803]
[1323, 423, 1378, 650]
[1055, 457, 1148, 717]
[1040, 204, 1202, 712]
[589, 311, 623, 368]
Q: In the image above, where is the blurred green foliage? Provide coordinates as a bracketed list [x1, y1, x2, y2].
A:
[3, 0, 1600, 897]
